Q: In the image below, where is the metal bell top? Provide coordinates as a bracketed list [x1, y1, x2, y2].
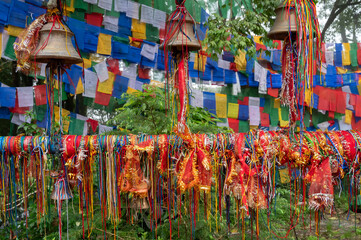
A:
[161, 14, 201, 52]
[267, 1, 297, 41]
[31, 19, 83, 64]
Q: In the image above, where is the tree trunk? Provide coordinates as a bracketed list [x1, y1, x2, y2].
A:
[339, 13, 348, 42]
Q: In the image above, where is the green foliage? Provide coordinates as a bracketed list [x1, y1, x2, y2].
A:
[18, 110, 44, 136]
[203, 1, 279, 60]
[108, 85, 232, 135]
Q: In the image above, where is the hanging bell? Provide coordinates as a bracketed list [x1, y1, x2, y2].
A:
[267, 1, 297, 40]
[160, 14, 201, 52]
[51, 177, 73, 201]
[31, 19, 82, 64]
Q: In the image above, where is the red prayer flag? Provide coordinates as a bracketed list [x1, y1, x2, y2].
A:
[86, 118, 99, 132]
[352, 115, 361, 130]
[9, 91, 30, 114]
[34, 85, 47, 106]
[267, 88, 278, 98]
[328, 111, 334, 119]
[228, 118, 239, 133]
[329, 90, 337, 112]
[321, 43, 326, 63]
[336, 91, 346, 114]
[273, 40, 282, 50]
[350, 94, 357, 106]
[238, 97, 249, 105]
[138, 66, 150, 79]
[85, 13, 103, 27]
[94, 91, 111, 106]
[355, 96, 361, 117]
[317, 88, 330, 111]
[260, 108, 270, 127]
[107, 58, 121, 75]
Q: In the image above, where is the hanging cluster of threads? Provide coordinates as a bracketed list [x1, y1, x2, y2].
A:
[279, 0, 321, 127]
[0, 130, 360, 238]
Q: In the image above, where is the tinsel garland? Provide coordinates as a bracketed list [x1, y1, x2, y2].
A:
[0, 130, 360, 238]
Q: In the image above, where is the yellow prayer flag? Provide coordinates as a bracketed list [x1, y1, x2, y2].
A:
[215, 93, 227, 118]
[97, 72, 115, 94]
[127, 87, 138, 94]
[279, 168, 290, 183]
[193, 54, 207, 72]
[274, 98, 280, 109]
[304, 89, 311, 106]
[254, 36, 263, 45]
[131, 19, 146, 40]
[345, 109, 352, 124]
[336, 67, 348, 74]
[235, 50, 247, 71]
[76, 77, 84, 94]
[97, 33, 112, 55]
[278, 108, 289, 128]
[342, 51, 351, 66]
[343, 43, 350, 51]
[227, 103, 239, 119]
[7, 25, 24, 37]
[77, 58, 92, 69]
[54, 106, 70, 132]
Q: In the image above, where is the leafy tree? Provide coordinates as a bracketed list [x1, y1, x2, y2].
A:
[108, 85, 232, 135]
[318, 0, 361, 42]
[202, 0, 279, 59]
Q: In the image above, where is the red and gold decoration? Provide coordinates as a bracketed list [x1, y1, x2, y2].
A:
[1, 130, 361, 238]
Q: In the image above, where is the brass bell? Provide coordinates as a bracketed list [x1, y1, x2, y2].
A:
[267, 1, 297, 40]
[161, 14, 201, 52]
[31, 19, 82, 64]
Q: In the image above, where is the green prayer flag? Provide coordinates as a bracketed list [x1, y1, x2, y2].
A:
[280, 106, 289, 121]
[270, 108, 279, 127]
[146, 24, 159, 43]
[5, 36, 17, 60]
[350, 50, 358, 67]
[137, 0, 152, 6]
[34, 105, 47, 121]
[83, 97, 94, 106]
[69, 117, 85, 135]
[263, 97, 272, 114]
[74, 0, 88, 11]
[70, 11, 85, 21]
[239, 120, 249, 133]
[227, 94, 238, 104]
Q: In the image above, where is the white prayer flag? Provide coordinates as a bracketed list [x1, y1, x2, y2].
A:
[140, 43, 158, 61]
[83, 69, 98, 98]
[254, 61, 267, 94]
[114, 0, 128, 12]
[93, 61, 109, 82]
[126, 1, 140, 20]
[152, 9, 166, 29]
[17, 87, 34, 107]
[140, 5, 154, 24]
[99, 124, 113, 134]
[98, 0, 113, 11]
